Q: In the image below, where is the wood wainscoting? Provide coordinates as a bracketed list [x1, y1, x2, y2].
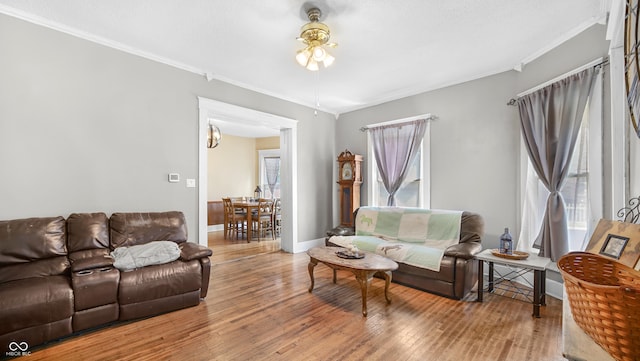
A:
[207, 200, 223, 226]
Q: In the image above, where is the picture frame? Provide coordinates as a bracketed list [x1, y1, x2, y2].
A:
[599, 234, 630, 259]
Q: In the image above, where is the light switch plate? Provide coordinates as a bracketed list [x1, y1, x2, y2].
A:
[186, 179, 196, 188]
[168, 173, 180, 183]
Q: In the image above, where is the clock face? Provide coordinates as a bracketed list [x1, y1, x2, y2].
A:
[341, 162, 353, 180]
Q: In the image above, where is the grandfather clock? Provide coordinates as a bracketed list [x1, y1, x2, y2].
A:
[337, 150, 363, 227]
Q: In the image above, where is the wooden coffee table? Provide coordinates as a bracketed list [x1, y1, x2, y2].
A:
[307, 246, 399, 316]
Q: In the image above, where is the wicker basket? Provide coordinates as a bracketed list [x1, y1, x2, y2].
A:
[558, 252, 640, 361]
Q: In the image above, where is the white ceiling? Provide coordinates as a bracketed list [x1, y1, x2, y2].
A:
[0, 0, 608, 120]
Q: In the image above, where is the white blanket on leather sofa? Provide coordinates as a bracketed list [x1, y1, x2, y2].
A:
[110, 240, 181, 271]
[330, 207, 462, 272]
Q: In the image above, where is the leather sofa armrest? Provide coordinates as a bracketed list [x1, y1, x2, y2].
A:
[444, 242, 483, 260]
[70, 255, 114, 272]
[69, 249, 113, 272]
[179, 242, 213, 261]
[326, 225, 355, 238]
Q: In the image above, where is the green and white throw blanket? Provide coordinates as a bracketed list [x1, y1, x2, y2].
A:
[330, 207, 462, 272]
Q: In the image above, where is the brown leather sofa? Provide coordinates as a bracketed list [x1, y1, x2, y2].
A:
[327, 209, 484, 300]
[0, 211, 212, 354]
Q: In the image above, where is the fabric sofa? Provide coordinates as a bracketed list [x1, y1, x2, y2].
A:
[0, 211, 212, 354]
[327, 206, 483, 299]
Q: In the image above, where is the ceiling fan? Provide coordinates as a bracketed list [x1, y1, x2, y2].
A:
[296, 7, 337, 71]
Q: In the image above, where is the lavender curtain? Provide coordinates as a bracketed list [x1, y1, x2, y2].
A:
[264, 157, 280, 198]
[517, 67, 597, 261]
[370, 119, 428, 206]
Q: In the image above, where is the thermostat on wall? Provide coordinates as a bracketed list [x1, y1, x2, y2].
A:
[168, 173, 180, 183]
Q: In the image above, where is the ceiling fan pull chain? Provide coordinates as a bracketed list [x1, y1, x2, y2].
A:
[315, 69, 321, 116]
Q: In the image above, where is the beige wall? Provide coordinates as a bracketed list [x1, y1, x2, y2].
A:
[255, 136, 279, 150]
[207, 135, 256, 201]
[207, 135, 280, 201]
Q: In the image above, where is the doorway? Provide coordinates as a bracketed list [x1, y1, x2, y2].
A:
[197, 97, 298, 252]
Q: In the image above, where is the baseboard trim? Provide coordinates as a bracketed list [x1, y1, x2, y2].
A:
[208, 224, 223, 232]
[293, 238, 325, 253]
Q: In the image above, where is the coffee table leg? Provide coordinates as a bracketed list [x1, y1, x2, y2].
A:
[355, 271, 372, 317]
[308, 258, 318, 293]
[383, 271, 393, 304]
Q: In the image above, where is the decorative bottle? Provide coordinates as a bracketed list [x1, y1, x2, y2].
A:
[500, 228, 513, 255]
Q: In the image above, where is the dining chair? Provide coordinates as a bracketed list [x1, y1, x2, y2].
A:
[273, 198, 282, 238]
[222, 197, 247, 240]
[253, 198, 274, 240]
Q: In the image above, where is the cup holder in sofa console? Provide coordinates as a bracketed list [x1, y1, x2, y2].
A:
[76, 270, 94, 276]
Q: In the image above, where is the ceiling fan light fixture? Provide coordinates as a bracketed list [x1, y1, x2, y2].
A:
[312, 46, 326, 61]
[296, 7, 336, 71]
[306, 59, 319, 71]
[322, 52, 335, 67]
[296, 48, 312, 67]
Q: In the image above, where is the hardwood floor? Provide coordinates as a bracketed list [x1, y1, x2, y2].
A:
[25, 232, 565, 361]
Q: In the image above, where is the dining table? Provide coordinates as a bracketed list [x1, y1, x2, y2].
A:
[231, 200, 260, 241]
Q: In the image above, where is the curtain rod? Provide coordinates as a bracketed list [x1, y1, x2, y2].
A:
[506, 57, 608, 106]
[359, 114, 438, 132]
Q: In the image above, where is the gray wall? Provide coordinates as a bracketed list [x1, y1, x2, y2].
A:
[335, 24, 610, 249]
[0, 13, 336, 244]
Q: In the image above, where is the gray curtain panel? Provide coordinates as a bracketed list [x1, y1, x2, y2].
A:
[370, 119, 428, 206]
[517, 67, 597, 261]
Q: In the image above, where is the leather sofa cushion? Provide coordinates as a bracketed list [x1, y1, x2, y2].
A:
[110, 212, 188, 249]
[118, 259, 201, 304]
[0, 256, 70, 283]
[0, 216, 67, 266]
[0, 275, 73, 335]
[67, 213, 109, 252]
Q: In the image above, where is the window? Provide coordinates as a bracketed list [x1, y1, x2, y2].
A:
[258, 149, 280, 199]
[373, 145, 423, 207]
[367, 117, 431, 208]
[518, 70, 603, 253]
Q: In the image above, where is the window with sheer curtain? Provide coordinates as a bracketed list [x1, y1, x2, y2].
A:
[373, 146, 423, 207]
[517, 73, 603, 253]
[367, 121, 431, 208]
[258, 149, 280, 199]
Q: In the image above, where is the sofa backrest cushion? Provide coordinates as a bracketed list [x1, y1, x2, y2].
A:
[355, 207, 462, 246]
[67, 212, 110, 252]
[110, 211, 188, 249]
[351, 208, 484, 245]
[0, 216, 70, 282]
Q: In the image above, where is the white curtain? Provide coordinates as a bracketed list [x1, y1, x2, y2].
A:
[517, 162, 549, 252]
[264, 157, 280, 198]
